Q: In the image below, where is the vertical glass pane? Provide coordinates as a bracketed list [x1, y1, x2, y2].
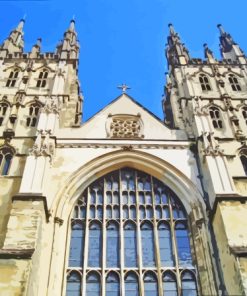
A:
[86, 273, 100, 296]
[181, 272, 197, 296]
[158, 223, 174, 266]
[106, 272, 120, 296]
[125, 273, 138, 296]
[176, 223, 192, 266]
[106, 223, 120, 267]
[123, 192, 128, 204]
[66, 271, 81, 296]
[163, 272, 178, 296]
[124, 222, 137, 267]
[2, 154, 12, 175]
[141, 223, 155, 267]
[144, 273, 158, 296]
[69, 222, 84, 267]
[88, 223, 102, 267]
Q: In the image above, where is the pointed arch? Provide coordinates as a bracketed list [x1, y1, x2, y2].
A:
[0, 144, 15, 176]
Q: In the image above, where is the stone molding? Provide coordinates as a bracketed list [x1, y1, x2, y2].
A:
[0, 248, 35, 259]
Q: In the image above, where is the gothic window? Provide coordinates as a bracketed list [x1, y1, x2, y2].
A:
[106, 272, 120, 296]
[163, 272, 178, 296]
[0, 103, 8, 126]
[240, 153, 247, 176]
[199, 74, 211, 91]
[6, 69, 19, 87]
[86, 272, 101, 296]
[125, 272, 138, 296]
[65, 168, 198, 295]
[26, 103, 40, 127]
[181, 271, 198, 296]
[242, 107, 247, 125]
[0, 148, 13, 175]
[209, 106, 223, 129]
[36, 70, 48, 87]
[228, 74, 241, 91]
[66, 271, 81, 296]
[144, 272, 158, 296]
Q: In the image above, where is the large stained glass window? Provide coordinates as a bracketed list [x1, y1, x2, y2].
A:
[66, 168, 198, 295]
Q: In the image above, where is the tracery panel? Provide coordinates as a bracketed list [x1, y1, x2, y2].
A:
[66, 168, 198, 295]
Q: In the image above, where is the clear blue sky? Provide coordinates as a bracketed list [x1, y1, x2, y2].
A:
[0, 0, 247, 120]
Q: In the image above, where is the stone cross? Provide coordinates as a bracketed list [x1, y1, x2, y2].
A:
[117, 83, 131, 93]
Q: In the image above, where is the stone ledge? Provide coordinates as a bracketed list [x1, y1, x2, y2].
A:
[209, 193, 247, 221]
[0, 248, 35, 259]
[230, 246, 247, 257]
[12, 194, 50, 222]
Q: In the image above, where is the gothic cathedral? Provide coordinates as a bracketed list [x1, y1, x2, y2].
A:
[0, 19, 246, 296]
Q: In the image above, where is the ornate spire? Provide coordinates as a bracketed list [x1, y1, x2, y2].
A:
[166, 24, 190, 66]
[217, 24, 245, 62]
[56, 19, 79, 60]
[0, 19, 25, 57]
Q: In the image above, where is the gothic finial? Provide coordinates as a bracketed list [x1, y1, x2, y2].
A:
[168, 23, 176, 35]
[17, 19, 25, 31]
[203, 43, 215, 61]
[69, 19, 75, 31]
[36, 38, 42, 47]
[217, 24, 225, 35]
[117, 83, 131, 94]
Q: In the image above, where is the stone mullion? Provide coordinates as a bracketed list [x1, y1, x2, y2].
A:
[102, 178, 106, 296]
[81, 187, 90, 296]
[135, 171, 144, 296]
[119, 170, 125, 296]
[169, 194, 181, 296]
[151, 176, 163, 296]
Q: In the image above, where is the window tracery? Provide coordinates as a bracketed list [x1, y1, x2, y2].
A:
[228, 74, 241, 91]
[6, 69, 19, 87]
[36, 69, 48, 88]
[199, 74, 211, 91]
[66, 168, 198, 295]
[0, 147, 13, 175]
[26, 103, 41, 127]
[209, 106, 223, 129]
[107, 115, 143, 139]
[0, 102, 8, 126]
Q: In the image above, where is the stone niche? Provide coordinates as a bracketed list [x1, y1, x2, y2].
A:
[106, 113, 144, 139]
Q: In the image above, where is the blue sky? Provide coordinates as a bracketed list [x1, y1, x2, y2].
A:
[0, 0, 247, 120]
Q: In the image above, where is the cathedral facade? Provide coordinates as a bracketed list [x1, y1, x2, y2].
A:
[0, 19, 246, 296]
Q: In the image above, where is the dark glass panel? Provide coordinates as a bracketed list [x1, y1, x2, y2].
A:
[66, 271, 81, 296]
[124, 222, 137, 267]
[125, 273, 138, 296]
[88, 223, 102, 267]
[158, 223, 174, 266]
[175, 223, 192, 266]
[181, 271, 197, 296]
[163, 272, 178, 296]
[144, 272, 158, 296]
[69, 222, 84, 267]
[86, 272, 100, 296]
[141, 222, 155, 267]
[106, 222, 120, 267]
[106, 272, 120, 296]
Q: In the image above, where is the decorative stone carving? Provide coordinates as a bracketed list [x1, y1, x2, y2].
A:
[202, 132, 224, 156]
[106, 114, 144, 139]
[29, 130, 55, 161]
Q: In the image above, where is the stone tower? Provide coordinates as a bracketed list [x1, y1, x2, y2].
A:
[0, 19, 246, 296]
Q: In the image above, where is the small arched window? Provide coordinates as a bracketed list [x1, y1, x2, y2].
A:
[125, 272, 139, 296]
[26, 103, 41, 127]
[66, 271, 81, 296]
[163, 272, 178, 296]
[144, 272, 158, 296]
[6, 69, 19, 87]
[0, 148, 13, 176]
[181, 271, 197, 296]
[68, 221, 85, 267]
[240, 153, 247, 176]
[228, 74, 241, 91]
[242, 107, 247, 125]
[88, 222, 102, 267]
[124, 222, 137, 267]
[141, 222, 155, 267]
[0, 102, 8, 126]
[36, 70, 48, 88]
[86, 272, 101, 296]
[199, 74, 211, 91]
[158, 222, 174, 266]
[175, 222, 192, 266]
[209, 106, 223, 129]
[106, 221, 120, 267]
[106, 272, 120, 296]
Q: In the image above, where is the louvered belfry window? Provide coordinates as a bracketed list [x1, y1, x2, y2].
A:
[66, 168, 198, 295]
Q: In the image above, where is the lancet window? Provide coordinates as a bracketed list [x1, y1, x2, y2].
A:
[65, 168, 198, 295]
[209, 106, 223, 129]
[36, 69, 48, 88]
[6, 69, 19, 87]
[26, 103, 40, 127]
[199, 74, 211, 91]
[228, 74, 241, 91]
[0, 103, 8, 126]
[0, 147, 13, 176]
[240, 152, 247, 176]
